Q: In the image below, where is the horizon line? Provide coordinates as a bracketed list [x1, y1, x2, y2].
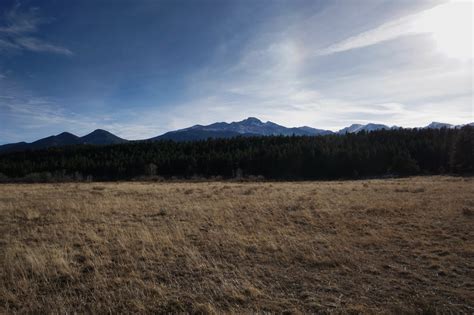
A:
[1, 117, 472, 146]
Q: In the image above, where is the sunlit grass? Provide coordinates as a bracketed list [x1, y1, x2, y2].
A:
[0, 176, 473, 313]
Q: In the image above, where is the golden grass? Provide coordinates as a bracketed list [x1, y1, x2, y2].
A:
[0, 176, 473, 313]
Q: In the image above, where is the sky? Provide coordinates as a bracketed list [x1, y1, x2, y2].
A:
[0, 0, 472, 144]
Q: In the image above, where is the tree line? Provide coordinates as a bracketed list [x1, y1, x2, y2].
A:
[0, 127, 472, 182]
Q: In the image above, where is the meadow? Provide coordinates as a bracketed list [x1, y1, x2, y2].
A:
[0, 176, 473, 313]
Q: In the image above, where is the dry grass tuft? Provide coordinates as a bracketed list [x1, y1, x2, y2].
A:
[462, 207, 474, 217]
[0, 176, 473, 313]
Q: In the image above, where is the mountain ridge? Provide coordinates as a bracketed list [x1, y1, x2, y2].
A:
[151, 117, 333, 141]
[1, 118, 472, 153]
[0, 129, 127, 153]
[81, 129, 128, 145]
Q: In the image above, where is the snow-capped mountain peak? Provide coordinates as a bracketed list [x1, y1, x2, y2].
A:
[425, 122, 454, 129]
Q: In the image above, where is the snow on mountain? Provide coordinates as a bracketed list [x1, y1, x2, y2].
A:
[338, 123, 391, 134]
[1, 118, 472, 152]
[425, 122, 454, 129]
[151, 117, 334, 141]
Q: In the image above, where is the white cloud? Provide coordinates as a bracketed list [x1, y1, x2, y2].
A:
[317, 0, 473, 60]
[160, 1, 472, 132]
[0, 0, 472, 144]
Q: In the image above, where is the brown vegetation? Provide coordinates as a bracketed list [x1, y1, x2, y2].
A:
[0, 177, 473, 313]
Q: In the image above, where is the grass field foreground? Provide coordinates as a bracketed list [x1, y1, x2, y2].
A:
[1, 177, 473, 313]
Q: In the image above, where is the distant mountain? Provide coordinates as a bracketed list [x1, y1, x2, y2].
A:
[425, 122, 454, 129]
[1, 118, 472, 153]
[337, 123, 392, 134]
[81, 129, 128, 145]
[337, 124, 364, 134]
[32, 132, 82, 148]
[156, 130, 254, 141]
[337, 121, 474, 134]
[297, 126, 334, 136]
[0, 129, 127, 153]
[423, 122, 474, 129]
[150, 117, 334, 141]
[0, 142, 29, 153]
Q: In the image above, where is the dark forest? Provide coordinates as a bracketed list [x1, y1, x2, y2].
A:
[0, 127, 472, 182]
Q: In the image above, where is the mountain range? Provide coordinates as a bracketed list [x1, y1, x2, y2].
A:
[1, 118, 472, 153]
[0, 129, 127, 153]
[153, 117, 333, 141]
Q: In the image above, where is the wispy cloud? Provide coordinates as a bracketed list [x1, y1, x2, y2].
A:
[317, 16, 415, 56]
[317, 0, 472, 60]
[0, 80, 169, 143]
[0, 0, 471, 144]
[15, 37, 72, 55]
[0, 3, 72, 55]
[159, 1, 472, 131]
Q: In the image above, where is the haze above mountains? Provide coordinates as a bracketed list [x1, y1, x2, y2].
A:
[1, 118, 472, 153]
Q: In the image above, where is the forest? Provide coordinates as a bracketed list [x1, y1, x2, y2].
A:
[0, 127, 472, 182]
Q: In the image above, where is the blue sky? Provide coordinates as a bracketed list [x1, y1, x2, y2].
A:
[0, 0, 472, 144]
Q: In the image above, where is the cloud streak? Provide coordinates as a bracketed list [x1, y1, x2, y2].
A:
[163, 1, 472, 131]
[0, 3, 72, 55]
[0, 0, 471, 144]
[0, 79, 170, 143]
[15, 37, 72, 55]
[317, 0, 472, 59]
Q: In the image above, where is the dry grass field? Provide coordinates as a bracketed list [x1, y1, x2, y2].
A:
[0, 177, 473, 314]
